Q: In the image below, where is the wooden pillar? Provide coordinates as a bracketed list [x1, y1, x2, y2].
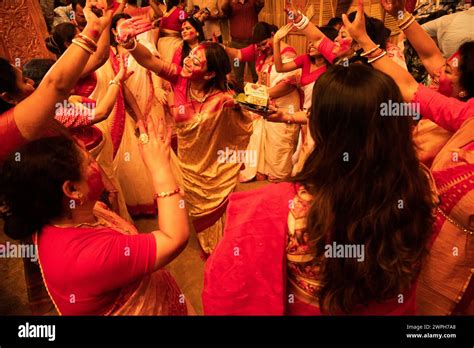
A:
[0, 0, 54, 67]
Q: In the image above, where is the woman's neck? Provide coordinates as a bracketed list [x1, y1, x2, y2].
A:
[188, 40, 199, 49]
[189, 80, 211, 97]
[50, 205, 97, 227]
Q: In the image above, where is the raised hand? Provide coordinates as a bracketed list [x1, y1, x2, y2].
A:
[83, 0, 113, 33]
[115, 54, 135, 83]
[137, 115, 172, 174]
[341, 0, 367, 42]
[274, 23, 294, 42]
[284, 0, 302, 22]
[381, 0, 406, 19]
[117, 17, 153, 43]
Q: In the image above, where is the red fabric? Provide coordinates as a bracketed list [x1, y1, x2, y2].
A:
[239, 44, 256, 63]
[192, 197, 229, 233]
[172, 45, 183, 66]
[72, 73, 97, 98]
[37, 225, 157, 315]
[0, 108, 27, 163]
[160, 7, 188, 32]
[317, 36, 337, 64]
[203, 182, 295, 315]
[293, 54, 327, 86]
[413, 83, 474, 133]
[54, 97, 96, 129]
[228, 0, 261, 41]
[203, 182, 419, 315]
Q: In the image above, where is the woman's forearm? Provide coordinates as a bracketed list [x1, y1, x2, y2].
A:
[81, 22, 112, 78]
[401, 18, 445, 76]
[93, 83, 120, 123]
[128, 41, 166, 74]
[14, 23, 103, 140]
[123, 84, 145, 122]
[268, 81, 295, 99]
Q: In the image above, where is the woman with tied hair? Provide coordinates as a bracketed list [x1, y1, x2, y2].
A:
[116, 22, 252, 254]
[343, 0, 474, 315]
[203, 61, 436, 315]
[1, 116, 191, 315]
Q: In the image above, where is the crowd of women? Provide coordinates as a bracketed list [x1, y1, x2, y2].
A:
[0, 0, 473, 316]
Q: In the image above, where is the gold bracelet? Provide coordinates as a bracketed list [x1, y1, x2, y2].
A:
[153, 187, 181, 199]
[109, 79, 121, 87]
[71, 39, 94, 55]
[360, 44, 380, 57]
[399, 16, 416, 31]
[78, 33, 98, 51]
[367, 50, 387, 64]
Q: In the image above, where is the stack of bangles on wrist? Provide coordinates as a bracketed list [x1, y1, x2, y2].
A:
[153, 187, 181, 200]
[71, 33, 97, 54]
[121, 38, 138, 51]
[361, 44, 387, 64]
[293, 12, 310, 30]
[398, 12, 416, 31]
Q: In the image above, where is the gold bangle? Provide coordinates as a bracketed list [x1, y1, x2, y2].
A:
[367, 50, 387, 64]
[360, 44, 380, 57]
[153, 187, 181, 199]
[78, 33, 98, 50]
[71, 39, 94, 55]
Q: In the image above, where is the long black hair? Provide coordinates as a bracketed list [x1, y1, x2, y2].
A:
[458, 41, 474, 101]
[293, 64, 435, 314]
[1, 136, 83, 239]
[199, 42, 231, 92]
[0, 57, 17, 114]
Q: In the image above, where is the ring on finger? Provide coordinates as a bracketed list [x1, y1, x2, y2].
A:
[139, 133, 149, 145]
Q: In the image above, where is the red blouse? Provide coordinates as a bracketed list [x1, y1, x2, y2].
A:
[37, 222, 157, 315]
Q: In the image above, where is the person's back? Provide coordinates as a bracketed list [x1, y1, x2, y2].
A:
[203, 64, 436, 315]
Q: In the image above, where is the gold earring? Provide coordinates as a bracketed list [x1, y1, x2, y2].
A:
[458, 90, 467, 98]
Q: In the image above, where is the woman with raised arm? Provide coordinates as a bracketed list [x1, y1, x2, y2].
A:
[1, 115, 191, 316]
[223, 22, 302, 182]
[116, 22, 252, 254]
[0, 0, 111, 162]
[271, 24, 338, 175]
[380, 0, 474, 167]
[284, 2, 405, 69]
[343, 0, 474, 315]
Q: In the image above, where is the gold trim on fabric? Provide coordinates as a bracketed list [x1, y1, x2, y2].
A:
[287, 253, 315, 263]
[288, 277, 320, 307]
